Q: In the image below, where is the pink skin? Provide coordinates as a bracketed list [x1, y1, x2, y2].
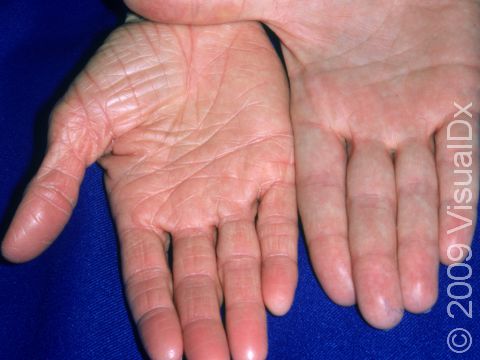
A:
[1, 20, 297, 360]
[124, 0, 480, 328]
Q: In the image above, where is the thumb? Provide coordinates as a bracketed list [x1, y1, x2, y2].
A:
[1, 106, 102, 262]
[125, 0, 270, 24]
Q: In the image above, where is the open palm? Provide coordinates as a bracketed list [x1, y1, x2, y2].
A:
[127, 0, 480, 328]
[2, 19, 297, 360]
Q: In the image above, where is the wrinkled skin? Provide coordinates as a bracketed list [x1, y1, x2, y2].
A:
[125, 0, 480, 328]
[1, 20, 298, 360]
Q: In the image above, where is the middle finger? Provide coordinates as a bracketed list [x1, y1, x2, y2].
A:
[347, 140, 403, 329]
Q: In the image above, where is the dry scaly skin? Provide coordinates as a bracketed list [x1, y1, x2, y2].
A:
[2, 20, 297, 360]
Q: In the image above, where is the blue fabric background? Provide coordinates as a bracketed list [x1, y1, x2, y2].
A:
[0, 1, 478, 359]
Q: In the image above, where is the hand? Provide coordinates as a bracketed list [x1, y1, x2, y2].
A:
[1, 18, 297, 360]
[126, 0, 480, 328]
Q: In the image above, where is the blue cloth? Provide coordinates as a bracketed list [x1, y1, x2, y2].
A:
[0, 1, 478, 359]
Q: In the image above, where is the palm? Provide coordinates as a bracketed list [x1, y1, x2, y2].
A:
[2, 19, 297, 360]
[79, 23, 295, 232]
[281, 1, 479, 328]
[281, 1, 479, 138]
[127, 0, 480, 329]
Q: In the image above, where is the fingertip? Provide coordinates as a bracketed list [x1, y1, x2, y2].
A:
[264, 289, 294, 316]
[439, 236, 473, 265]
[402, 279, 438, 314]
[1, 237, 20, 263]
[227, 305, 268, 360]
[232, 344, 267, 360]
[329, 289, 356, 308]
[1, 211, 60, 263]
[439, 244, 456, 265]
[262, 258, 297, 316]
[354, 259, 404, 329]
[2, 242, 25, 264]
[399, 250, 439, 314]
[359, 298, 404, 330]
[139, 312, 183, 360]
[309, 244, 355, 307]
[2, 228, 41, 263]
[321, 266, 356, 307]
[151, 346, 183, 360]
[123, 0, 154, 20]
[124, 0, 259, 24]
[439, 253, 456, 266]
